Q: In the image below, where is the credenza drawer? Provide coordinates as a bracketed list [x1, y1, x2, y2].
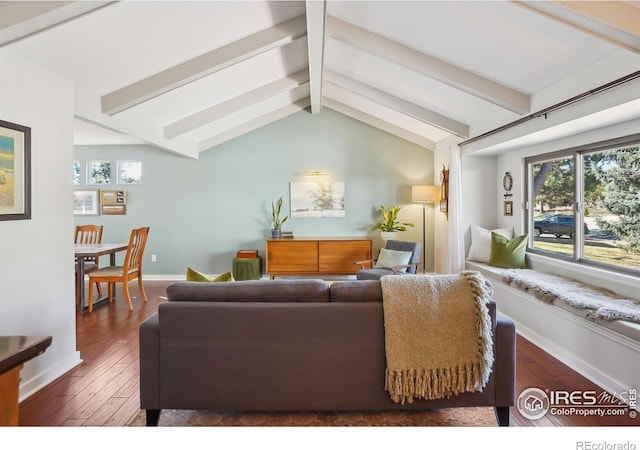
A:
[318, 241, 371, 273]
[266, 240, 318, 272]
[265, 237, 372, 279]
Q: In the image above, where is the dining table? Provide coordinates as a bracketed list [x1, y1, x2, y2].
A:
[75, 243, 128, 313]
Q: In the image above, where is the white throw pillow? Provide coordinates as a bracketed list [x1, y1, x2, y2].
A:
[375, 248, 413, 272]
[467, 225, 514, 263]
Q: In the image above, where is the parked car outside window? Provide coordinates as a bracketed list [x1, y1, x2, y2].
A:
[534, 214, 589, 238]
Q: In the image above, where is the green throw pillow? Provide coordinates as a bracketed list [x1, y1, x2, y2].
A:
[186, 267, 235, 282]
[212, 271, 235, 282]
[374, 248, 413, 272]
[488, 232, 527, 269]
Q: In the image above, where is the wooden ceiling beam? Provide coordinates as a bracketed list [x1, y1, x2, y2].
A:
[323, 85, 439, 149]
[517, 1, 640, 54]
[305, 0, 327, 114]
[326, 15, 531, 115]
[164, 70, 310, 139]
[325, 70, 469, 138]
[0, 1, 114, 48]
[323, 98, 436, 150]
[196, 99, 311, 152]
[101, 14, 308, 116]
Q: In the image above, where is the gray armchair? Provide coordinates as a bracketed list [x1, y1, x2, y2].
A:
[355, 239, 421, 280]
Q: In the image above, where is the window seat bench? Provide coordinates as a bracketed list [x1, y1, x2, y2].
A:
[466, 260, 640, 394]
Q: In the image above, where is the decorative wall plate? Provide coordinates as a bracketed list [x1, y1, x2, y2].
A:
[503, 172, 513, 192]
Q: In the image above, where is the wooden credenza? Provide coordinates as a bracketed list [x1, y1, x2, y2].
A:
[265, 237, 372, 279]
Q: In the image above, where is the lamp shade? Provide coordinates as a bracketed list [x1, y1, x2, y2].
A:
[412, 185, 440, 203]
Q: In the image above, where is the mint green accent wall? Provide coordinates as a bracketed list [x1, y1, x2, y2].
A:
[75, 108, 435, 276]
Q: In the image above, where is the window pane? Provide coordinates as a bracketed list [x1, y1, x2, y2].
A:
[89, 160, 111, 184]
[531, 156, 575, 256]
[117, 160, 142, 184]
[73, 161, 81, 185]
[583, 146, 640, 271]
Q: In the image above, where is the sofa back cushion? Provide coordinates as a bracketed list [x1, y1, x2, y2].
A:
[329, 280, 383, 302]
[166, 279, 330, 303]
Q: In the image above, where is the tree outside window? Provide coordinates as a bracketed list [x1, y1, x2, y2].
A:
[89, 160, 111, 184]
[527, 141, 640, 274]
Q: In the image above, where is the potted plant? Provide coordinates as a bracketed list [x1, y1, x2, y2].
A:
[271, 196, 288, 238]
[371, 205, 414, 242]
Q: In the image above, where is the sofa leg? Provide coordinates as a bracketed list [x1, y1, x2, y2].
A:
[494, 406, 510, 426]
[146, 409, 161, 426]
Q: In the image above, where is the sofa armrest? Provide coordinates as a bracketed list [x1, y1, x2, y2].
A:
[139, 313, 161, 410]
[494, 311, 516, 407]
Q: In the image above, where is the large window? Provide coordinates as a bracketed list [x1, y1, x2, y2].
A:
[525, 135, 640, 275]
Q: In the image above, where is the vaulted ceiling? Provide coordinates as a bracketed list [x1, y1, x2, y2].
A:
[2, 1, 640, 158]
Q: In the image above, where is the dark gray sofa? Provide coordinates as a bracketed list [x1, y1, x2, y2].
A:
[139, 278, 516, 426]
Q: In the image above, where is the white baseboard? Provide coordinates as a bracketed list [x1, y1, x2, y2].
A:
[19, 351, 82, 402]
[142, 274, 185, 281]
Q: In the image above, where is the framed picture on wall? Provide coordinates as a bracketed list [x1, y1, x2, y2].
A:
[504, 201, 513, 216]
[100, 190, 126, 204]
[290, 180, 345, 218]
[74, 190, 99, 216]
[101, 204, 126, 215]
[0, 119, 31, 221]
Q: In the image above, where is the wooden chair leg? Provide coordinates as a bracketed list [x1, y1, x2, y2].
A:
[75, 273, 80, 305]
[138, 277, 148, 302]
[95, 282, 102, 298]
[88, 281, 94, 312]
[122, 281, 133, 311]
[108, 283, 114, 302]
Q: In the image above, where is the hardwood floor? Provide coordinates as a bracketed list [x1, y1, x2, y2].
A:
[18, 280, 638, 427]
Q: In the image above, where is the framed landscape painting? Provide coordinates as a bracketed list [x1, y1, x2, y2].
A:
[0, 120, 31, 221]
[74, 191, 99, 216]
[290, 181, 345, 218]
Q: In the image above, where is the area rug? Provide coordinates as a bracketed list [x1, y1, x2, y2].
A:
[128, 407, 499, 427]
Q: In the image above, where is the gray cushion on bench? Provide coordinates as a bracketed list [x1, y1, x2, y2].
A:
[465, 261, 640, 343]
[501, 269, 640, 324]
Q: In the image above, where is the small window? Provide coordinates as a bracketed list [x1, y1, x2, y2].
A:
[73, 161, 81, 185]
[117, 160, 142, 184]
[89, 160, 111, 184]
[530, 155, 575, 257]
[583, 146, 640, 271]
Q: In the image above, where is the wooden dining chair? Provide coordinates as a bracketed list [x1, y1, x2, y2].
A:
[74, 224, 104, 304]
[87, 227, 150, 312]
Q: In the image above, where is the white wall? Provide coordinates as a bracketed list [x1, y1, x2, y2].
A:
[0, 50, 81, 399]
[433, 136, 459, 272]
[75, 109, 439, 276]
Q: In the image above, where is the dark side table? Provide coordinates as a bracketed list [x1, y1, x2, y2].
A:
[232, 257, 263, 280]
[0, 335, 52, 426]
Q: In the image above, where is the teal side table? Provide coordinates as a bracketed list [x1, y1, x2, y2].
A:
[232, 257, 263, 280]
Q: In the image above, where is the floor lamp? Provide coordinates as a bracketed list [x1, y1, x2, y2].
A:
[411, 185, 440, 273]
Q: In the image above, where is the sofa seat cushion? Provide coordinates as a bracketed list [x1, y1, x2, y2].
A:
[329, 280, 383, 302]
[166, 279, 330, 303]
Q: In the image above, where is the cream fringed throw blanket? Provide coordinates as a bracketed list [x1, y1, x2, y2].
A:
[381, 271, 494, 404]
